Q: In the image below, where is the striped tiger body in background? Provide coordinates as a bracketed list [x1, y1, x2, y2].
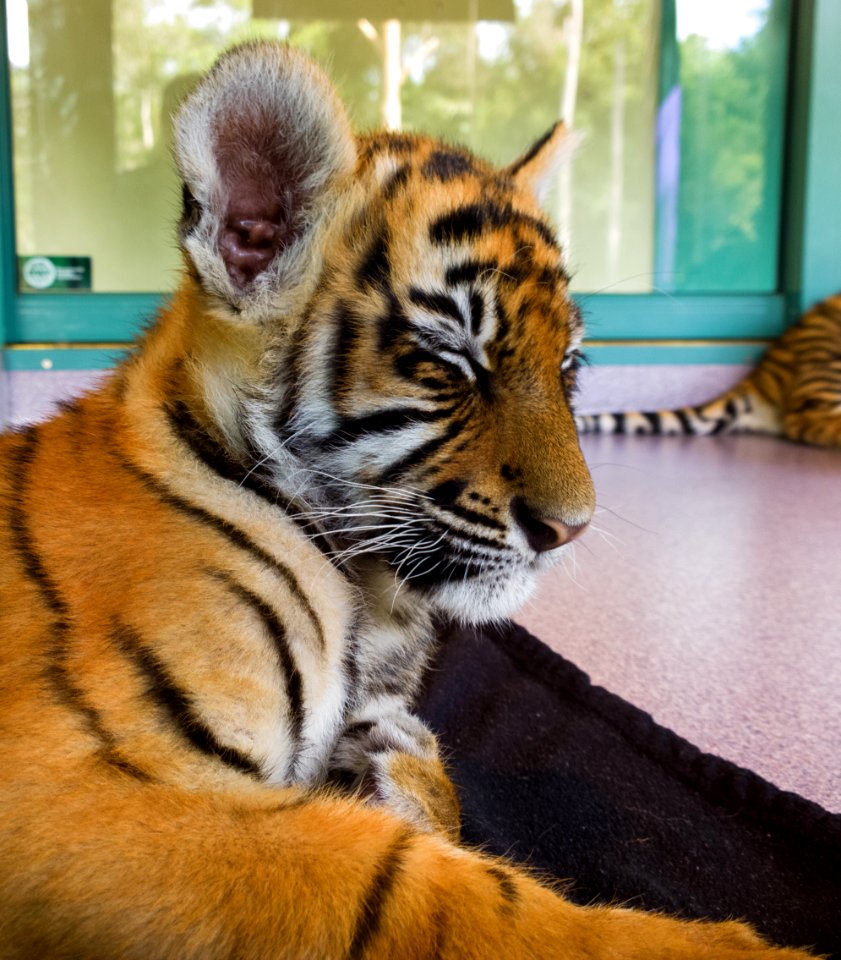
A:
[0, 43, 815, 959]
[576, 293, 841, 447]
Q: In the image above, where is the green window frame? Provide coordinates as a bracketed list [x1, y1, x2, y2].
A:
[0, 0, 839, 376]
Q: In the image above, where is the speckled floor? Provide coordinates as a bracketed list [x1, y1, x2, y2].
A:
[517, 433, 841, 813]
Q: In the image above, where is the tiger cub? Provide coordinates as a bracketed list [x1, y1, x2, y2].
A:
[0, 42, 815, 959]
[576, 293, 841, 446]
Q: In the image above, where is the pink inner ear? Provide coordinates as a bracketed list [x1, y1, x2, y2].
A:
[213, 109, 307, 290]
[219, 193, 287, 289]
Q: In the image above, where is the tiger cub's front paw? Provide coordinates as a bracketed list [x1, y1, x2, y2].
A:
[365, 749, 461, 841]
[328, 714, 461, 839]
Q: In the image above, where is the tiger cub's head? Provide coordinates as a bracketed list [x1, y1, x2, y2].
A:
[173, 41, 595, 622]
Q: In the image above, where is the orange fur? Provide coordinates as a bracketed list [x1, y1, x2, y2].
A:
[0, 42, 819, 958]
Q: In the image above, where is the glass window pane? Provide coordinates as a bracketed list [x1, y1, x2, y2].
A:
[8, 0, 658, 294]
[657, 0, 789, 292]
[7, 0, 786, 298]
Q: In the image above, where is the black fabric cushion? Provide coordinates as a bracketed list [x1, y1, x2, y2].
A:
[417, 620, 841, 958]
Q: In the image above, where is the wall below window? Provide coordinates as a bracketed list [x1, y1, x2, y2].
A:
[3, 370, 110, 425]
[1, 365, 751, 428]
[576, 363, 748, 414]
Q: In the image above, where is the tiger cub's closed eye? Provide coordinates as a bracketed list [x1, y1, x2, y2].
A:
[561, 348, 586, 396]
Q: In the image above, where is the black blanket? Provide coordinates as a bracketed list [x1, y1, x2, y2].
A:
[417, 620, 841, 957]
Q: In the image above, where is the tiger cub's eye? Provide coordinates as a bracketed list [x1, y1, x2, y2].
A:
[561, 349, 585, 395]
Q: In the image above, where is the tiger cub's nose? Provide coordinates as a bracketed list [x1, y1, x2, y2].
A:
[510, 496, 589, 553]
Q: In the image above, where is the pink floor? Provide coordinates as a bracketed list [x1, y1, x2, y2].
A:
[517, 434, 841, 813]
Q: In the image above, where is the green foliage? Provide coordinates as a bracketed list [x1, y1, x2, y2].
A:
[11, 0, 787, 296]
[671, 1, 789, 291]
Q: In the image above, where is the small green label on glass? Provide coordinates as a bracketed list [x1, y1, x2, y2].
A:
[18, 256, 92, 292]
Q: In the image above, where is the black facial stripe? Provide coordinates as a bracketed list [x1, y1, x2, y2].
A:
[441, 523, 508, 551]
[381, 513, 506, 558]
[396, 331, 490, 393]
[393, 548, 489, 589]
[539, 263, 568, 287]
[363, 133, 416, 160]
[408, 287, 467, 327]
[395, 348, 465, 385]
[429, 201, 560, 252]
[469, 290, 485, 338]
[377, 293, 413, 353]
[331, 301, 362, 403]
[514, 212, 561, 251]
[494, 292, 511, 341]
[416, 378, 462, 398]
[376, 418, 467, 487]
[437, 502, 506, 532]
[465, 354, 492, 398]
[272, 305, 309, 431]
[322, 405, 455, 449]
[445, 259, 497, 287]
[357, 229, 391, 289]
[429, 204, 488, 244]
[96, 751, 152, 781]
[427, 479, 468, 507]
[421, 149, 478, 182]
[382, 163, 411, 200]
[178, 183, 202, 240]
[209, 571, 305, 775]
[110, 619, 262, 777]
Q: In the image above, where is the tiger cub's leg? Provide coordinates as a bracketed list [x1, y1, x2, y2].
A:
[326, 603, 460, 840]
[0, 773, 816, 960]
[783, 406, 841, 447]
[328, 707, 461, 840]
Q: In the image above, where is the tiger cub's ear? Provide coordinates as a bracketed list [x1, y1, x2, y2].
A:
[174, 41, 357, 322]
[506, 121, 577, 205]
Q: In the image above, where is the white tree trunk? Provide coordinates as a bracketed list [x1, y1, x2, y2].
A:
[382, 19, 402, 130]
[558, 0, 583, 254]
[607, 38, 626, 282]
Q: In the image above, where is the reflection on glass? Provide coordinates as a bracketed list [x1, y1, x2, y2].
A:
[8, 0, 788, 299]
[10, 0, 662, 295]
[656, 0, 789, 292]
